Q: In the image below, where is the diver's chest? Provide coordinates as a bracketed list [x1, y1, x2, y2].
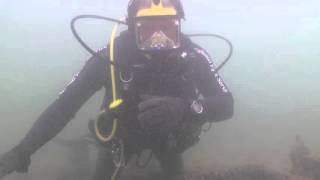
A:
[118, 67, 195, 97]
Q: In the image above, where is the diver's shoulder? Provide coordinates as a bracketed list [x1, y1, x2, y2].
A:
[119, 30, 135, 46]
[181, 39, 215, 68]
[96, 30, 132, 54]
[95, 47, 109, 62]
[85, 47, 108, 68]
[181, 37, 210, 59]
[180, 33, 193, 46]
[181, 33, 206, 53]
[96, 46, 108, 54]
[119, 30, 130, 37]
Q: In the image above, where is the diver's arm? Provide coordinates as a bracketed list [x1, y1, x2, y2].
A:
[15, 48, 108, 156]
[191, 48, 234, 122]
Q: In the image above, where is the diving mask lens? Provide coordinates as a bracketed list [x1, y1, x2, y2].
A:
[135, 17, 181, 51]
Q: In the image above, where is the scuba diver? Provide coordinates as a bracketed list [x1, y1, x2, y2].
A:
[0, 0, 234, 179]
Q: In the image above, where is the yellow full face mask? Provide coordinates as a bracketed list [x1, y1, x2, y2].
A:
[128, 0, 184, 51]
[135, 16, 181, 51]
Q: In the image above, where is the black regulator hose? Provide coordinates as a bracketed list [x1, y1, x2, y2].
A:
[70, 15, 233, 72]
[70, 15, 127, 67]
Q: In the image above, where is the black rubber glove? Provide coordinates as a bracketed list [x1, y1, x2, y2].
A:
[0, 147, 30, 178]
[138, 95, 189, 135]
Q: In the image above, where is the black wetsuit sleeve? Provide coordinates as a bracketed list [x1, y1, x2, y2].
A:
[16, 49, 108, 156]
[191, 47, 234, 122]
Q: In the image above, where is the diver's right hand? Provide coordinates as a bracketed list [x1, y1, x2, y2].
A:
[0, 147, 30, 178]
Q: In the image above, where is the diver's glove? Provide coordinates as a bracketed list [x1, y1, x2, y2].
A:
[138, 95, 189, 134]
[0, 147, 30, 177]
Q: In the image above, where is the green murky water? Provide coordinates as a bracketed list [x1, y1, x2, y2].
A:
[1, 0, 320, 179]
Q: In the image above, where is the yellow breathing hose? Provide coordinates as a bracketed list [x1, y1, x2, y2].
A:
[108, 18, 126, 180]
[94, 18, 125, 143]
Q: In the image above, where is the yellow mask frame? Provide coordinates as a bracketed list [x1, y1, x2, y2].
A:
[136, 0, 178, 17]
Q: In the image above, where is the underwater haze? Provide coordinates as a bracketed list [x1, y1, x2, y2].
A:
[1, 0, 320, 179]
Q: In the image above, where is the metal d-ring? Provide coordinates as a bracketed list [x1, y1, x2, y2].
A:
[120, 71, 133, 83]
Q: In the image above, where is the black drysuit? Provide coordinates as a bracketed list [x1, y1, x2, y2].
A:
[15, 31, 234, 179]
